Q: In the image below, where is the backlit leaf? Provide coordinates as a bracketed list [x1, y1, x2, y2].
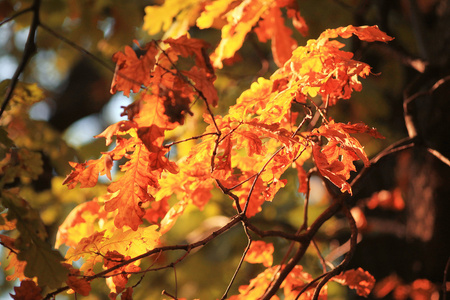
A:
[245, 241, 274, 267]
[332, 268, 375, 297]
[110, 42, 158, 97]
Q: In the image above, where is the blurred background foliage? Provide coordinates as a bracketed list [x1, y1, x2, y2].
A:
[1, 0, 449, 299]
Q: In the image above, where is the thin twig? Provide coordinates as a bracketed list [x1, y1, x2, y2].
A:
[300, 168, 315, 231]
[0, 7, 33, 27]
[312, 239, 327, 273]
[163, 132, 217, 148]
[311, 203, 358, 299]
[39, 22, 146, 91]
[39, 23, 116, 73]
[242, 147, 284, 216]
[427, 148, 450, 167]
[173, 265, 178, 299]
[221, 229, 252, 299]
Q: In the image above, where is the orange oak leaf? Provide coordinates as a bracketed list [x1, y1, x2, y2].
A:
[110, 41, 158, 97]
[287, 8, 308, 37]
[104, 144, 160, 230]
[165, 35, 213, 72]
[143, 197, 170, 224]
[229, 266, 280, 300]
[313, 140, 360, 194]
[332, 268, 375, 297]
[104, 251, 141, 293]
[211, 0, 271, 68]
[159, 200, 188, 235]
[5, 249, 28, 282]
[245, 241, 274, 267]
[120, 287, 134, 300]
[94, 120, 137, 146]
[282, 265, 327, 300]
[10, 280, 42, 300]
[63, 158, 109, 189]
[319, 25, 394, 43]
[182, 66, 218, 106]
[313, 121, 383, 167]
[64, 264, 91, 296]
[311, 121, 384, 194]
[255, 7, 297, 66]
[128, 92, 178, 130]
[295, 163, 308, 194]
[196, 0, 234, 29]
[137, 125, 166, 153]
[55, 200, 106, 248]
[65, 226, 160, 275]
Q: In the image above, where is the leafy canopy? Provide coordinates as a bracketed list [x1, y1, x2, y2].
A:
[0, 0, 397, 299]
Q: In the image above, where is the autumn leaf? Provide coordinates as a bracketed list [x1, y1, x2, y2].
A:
[2, 190, 69, 288]
[332, 268, 376, 297]
[143, 0, 201, 37]
[95, 121, 137, 146]
[229, 266, 280, 300]
[110, 41, 158, 97]
[182, 66, 218, 106]
[104, 251, 141, 293]
[64, 263, 92, 296]
[245, 241, 274, 267]
[312, 142, 353, 194]
[211, 0, 270, 68]
[5, 250, 27, 282]
[255, 7, 297, 66]
[63, 157, 112, 188]
[10, 280, 43, 300]
[282, 265, 327, 300]
[165, 35, 212, 71]
[159, 200, 188, 235]
[196, 0, 234, 29]
[55, 200, 106, 248]
[311, 121, 384, 194]
[319, 25, 394, 43]
[104, 143, 160, 230]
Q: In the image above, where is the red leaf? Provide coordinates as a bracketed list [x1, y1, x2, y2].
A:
[103, 251, 140, 293]
[255, 7, 297, 66]
[110, 41, 158, 97]
[182, 66, 218, 106]
[333, 268, 375, 297]
[137, 125, 165, 153]
[312, 143, 353, 194]
[320, 25, 394, 43]
[165, 35, 212, 71]
[10, 280, 43, 300]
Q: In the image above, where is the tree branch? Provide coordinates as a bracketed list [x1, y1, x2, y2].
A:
[0, 0, 40, 119]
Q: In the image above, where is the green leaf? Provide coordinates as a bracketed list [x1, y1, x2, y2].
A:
[1, 190, 68, 288]
[0, 80, 45, 112]
[17, 238, 69, 289]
